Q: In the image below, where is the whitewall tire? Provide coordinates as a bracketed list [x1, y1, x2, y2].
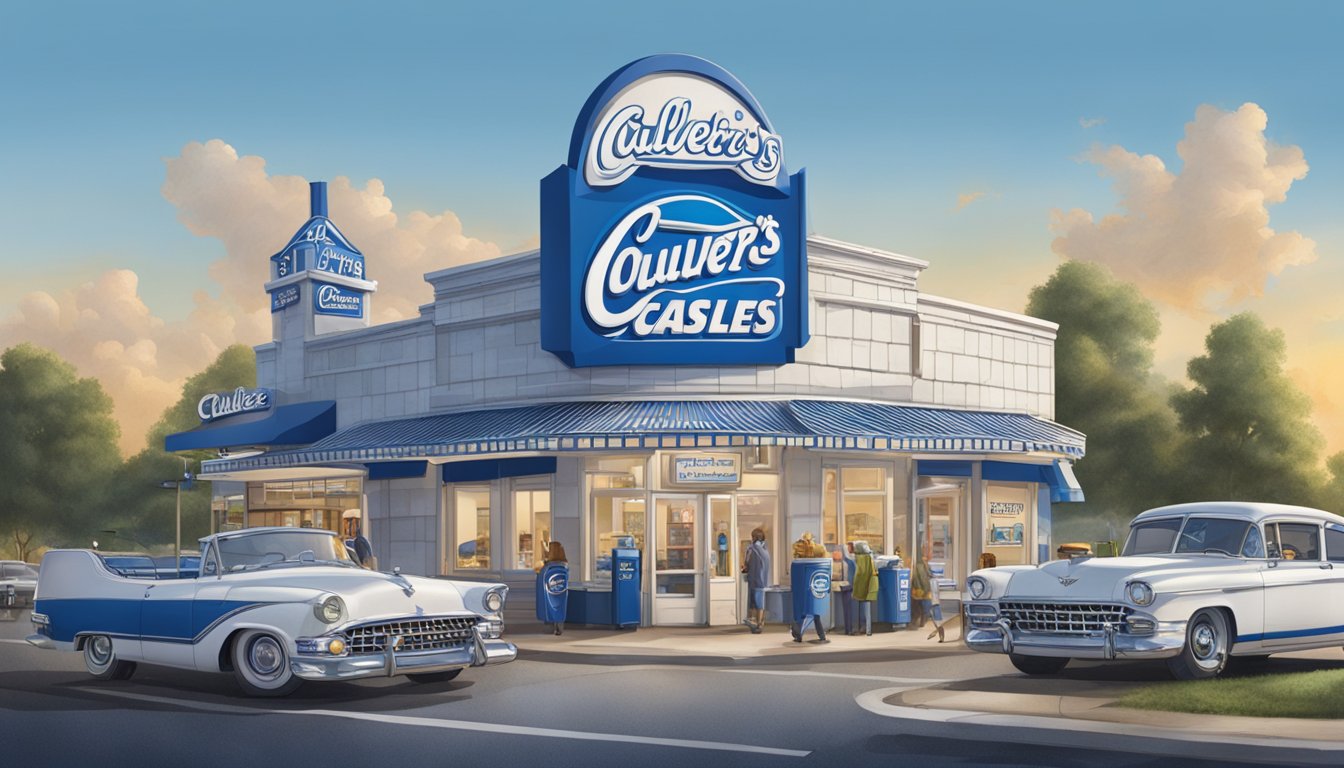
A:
[232, 629, 302, 697]
[83, 635, 136, 680]
[1167, 609, 1229, 680]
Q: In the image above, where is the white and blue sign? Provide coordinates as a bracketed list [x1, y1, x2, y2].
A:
[271, 221, 366, 282]
[810, 569, 832, 599]
[541, 55, 808, 367]
[197, 387, 273, 423]
[270, 285, 300, 312]
[313, 281, 364, 318]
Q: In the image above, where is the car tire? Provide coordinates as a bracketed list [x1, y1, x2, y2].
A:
[232, 629, 303, 697]
[407, 668, 464, 684]
[1009, 654, 1070, 675]
[83, 635, 137, 681]
[1167, 608, 1230, 680]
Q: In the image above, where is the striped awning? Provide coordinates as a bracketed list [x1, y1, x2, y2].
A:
[202, 399, 1084, 474]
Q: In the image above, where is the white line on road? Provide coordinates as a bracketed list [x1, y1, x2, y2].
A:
[722, 669, 953, 685]
[75, 688, 811, 758]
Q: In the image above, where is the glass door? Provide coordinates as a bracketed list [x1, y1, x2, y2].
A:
[707, 495, 736, 625]
[917, 492, 960, 593]
[735, 493, 778, 623]
[652, 495, 701, 625]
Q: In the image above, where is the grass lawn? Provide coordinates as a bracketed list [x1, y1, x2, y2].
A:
[1116, 669, 1344, 719]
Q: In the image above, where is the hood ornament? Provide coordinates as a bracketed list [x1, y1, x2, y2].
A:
[1058, 576, 1079, 587]
[389, 566, 415, 597]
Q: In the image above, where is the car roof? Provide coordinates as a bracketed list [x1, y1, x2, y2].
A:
[1131, 502, 1344, 526]
[199, 526, 339, 545]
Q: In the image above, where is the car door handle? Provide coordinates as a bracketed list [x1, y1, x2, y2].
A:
[1321, 563, 1334, 570]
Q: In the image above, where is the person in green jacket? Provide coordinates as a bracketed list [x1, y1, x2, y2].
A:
[852, 540, 879, 636]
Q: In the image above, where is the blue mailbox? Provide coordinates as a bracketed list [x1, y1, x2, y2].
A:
[611, 547, 641, 628]
[536, 562, 569, 625]
[876, 564, 912, 625]
[790, 558, 831, 624]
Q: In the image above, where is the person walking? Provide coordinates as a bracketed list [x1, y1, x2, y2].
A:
[914, 557, 947, 642]
[852, 540, 878, 636]
[741, 527, 771, 634]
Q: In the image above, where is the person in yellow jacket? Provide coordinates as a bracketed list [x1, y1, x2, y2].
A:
[852, 540, 878, 636]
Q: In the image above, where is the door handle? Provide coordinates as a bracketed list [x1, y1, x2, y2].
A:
[1320, 563, 1334, 570]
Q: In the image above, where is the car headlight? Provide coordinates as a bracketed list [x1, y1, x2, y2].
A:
[314, 595, 344, 624]
[1126, 581, 1154, 606]
[967, 576, 989, 600]
[483, 588, 505, 613]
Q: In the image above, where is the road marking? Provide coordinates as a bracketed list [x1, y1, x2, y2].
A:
[723, 669, 953, 685]
[76, 688, 811, 757]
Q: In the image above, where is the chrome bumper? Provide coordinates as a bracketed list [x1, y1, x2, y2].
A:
[963, 606, 1187, 660]
[290, 625, 517, 681]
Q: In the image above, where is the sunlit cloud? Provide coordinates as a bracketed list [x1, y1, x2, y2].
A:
[955, 190, 989, 210]
[1079, 116, 1106, 129]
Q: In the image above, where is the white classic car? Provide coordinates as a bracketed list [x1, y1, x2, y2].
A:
[27, 527, 516, 696]
[964, 502, 1344, 679]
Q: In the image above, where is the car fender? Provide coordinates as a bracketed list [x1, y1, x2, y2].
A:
[195, 600, 321, 672]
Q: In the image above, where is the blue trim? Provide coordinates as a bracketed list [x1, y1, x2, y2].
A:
[366, 460, 428, 480]
[443, 457, 558, 484]
[35, 597, 264, 644]
[917, 461, 972, 478]
[165, 400, 337, 452]
[1237, 624, 1344, 643]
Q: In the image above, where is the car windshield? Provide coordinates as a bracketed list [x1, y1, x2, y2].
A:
[1123, 518, 1182, 555]
[1174, 517, 1254, 556]
[216, 530, 356, 572]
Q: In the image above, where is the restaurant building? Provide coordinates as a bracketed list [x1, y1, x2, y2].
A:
[168, 55, 1084, 626]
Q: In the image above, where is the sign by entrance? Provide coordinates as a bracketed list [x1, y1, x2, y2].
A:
[197, 387, 273, 423]
[671, 453, 741, 485]
[541, 55, 808, 367]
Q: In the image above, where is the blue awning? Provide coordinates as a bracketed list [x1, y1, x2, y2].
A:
[917, 459, 1085, 503]
[203, 399, 1084, 474]
[165, 400, 337, 452]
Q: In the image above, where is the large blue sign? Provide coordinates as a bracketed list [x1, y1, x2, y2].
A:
[312, 281, 364, 318]
[541, 55, 808, 368]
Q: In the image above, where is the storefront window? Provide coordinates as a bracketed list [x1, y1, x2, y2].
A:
[592, 495, 645, 580]
[244, 478, 361, 533]
[513, 488, 551, 570]
[822, 468, 839, 551]
[985, 484, 1030, 566]
[823, 466, 888, 557]
[212, 493, 245, 532]
[736, 493, 779, 585]
[455, 487, 491, 569]
[710, 496, 732, 577]
[589, 456, 646, 489]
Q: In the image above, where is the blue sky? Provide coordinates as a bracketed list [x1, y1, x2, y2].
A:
[2, 1, 1343, 452]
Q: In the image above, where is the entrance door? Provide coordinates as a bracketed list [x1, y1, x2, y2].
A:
[917, 492, 960, 592]
[735, 493, 779, 623]
[707, 495, 736, 625]
[652, 495, 702, 625]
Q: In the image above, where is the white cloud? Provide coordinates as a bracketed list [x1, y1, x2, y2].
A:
[1050, 103, 1315, 310]
[955, 190, 988, 210]
[0, 139, 501, 455]
[1079, 116, 1106, 129]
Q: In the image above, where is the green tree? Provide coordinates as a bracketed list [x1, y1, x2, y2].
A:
[1318, 452, 1344, 514]
[1027, 261, 1181, 542]
[105, 344, 256, 549]
[1171, 313, 1322, 504]
[0, 344, 121, 559]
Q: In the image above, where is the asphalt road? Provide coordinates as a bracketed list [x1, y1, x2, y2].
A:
[0, 606, 1334, 768]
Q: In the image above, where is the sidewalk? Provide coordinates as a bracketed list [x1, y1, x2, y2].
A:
[506, 620, 964, 660]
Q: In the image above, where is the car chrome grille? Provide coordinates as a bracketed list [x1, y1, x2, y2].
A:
[999, 602, 1133, 634]
[345, 615, 480, 654]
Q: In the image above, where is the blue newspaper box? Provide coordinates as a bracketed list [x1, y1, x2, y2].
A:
[790, 558, 832, 623]
[611, 547, 641, 628]
[877, 564, 912, 625]
[536, 562, 569, 624]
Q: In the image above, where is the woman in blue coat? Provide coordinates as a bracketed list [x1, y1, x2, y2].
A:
[742, 528, 771, 634]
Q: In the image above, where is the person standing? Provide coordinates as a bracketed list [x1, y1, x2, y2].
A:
[852, 540, 878, 636]
[914, 558, 947, 642]
[741, 528, 771, 634]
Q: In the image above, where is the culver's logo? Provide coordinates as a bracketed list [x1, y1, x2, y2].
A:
[583, 194, 783, 341]
[587, 73, 782, 187]
[313, 281, 363, 318]
[198, 387, 272, 423]
[545, 571, 569, 595]
[810, 570, 831, 599]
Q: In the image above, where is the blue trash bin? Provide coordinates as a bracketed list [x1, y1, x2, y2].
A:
[790, 558, 831, 635]
[876, 563, 911, 626]
[536, 562, 569, 625]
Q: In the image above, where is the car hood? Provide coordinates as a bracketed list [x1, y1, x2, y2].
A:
[219, 567, 471, 619]
[1003, 555, 1250, 601]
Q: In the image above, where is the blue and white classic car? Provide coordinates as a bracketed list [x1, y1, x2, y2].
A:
[964, 502, 1344, 680]
[27, 527, 516, 696]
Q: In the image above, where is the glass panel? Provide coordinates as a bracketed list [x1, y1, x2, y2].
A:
[454, 487, 491, 569]
[710, 497, 732, 577]
[822, 468, 839, 550]
[1278, 523, 1321, 560]
[842, 467, 885, 492]
[1174, 518, 1252, 556]
[1242, 526, 1266, 558]
[534, 490, 552, 566]
[918, 495, 956, 584]
[656, 497, 698, 571]
[739, 472, 778, 491]
[656, 573, 696, 595]
[1123, 518, 1181, 555]
[514, 489, 553, 570]
[592, 495, 645, 580]
[588, 457, 645, 489]
[984, 484, 1029, 565]
[1325, 525, 1344, 563]
[844, 495, 885, 555]
[736, 494, 778, 585]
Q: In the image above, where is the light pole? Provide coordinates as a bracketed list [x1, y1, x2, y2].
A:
[159, 457, 194, 576]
